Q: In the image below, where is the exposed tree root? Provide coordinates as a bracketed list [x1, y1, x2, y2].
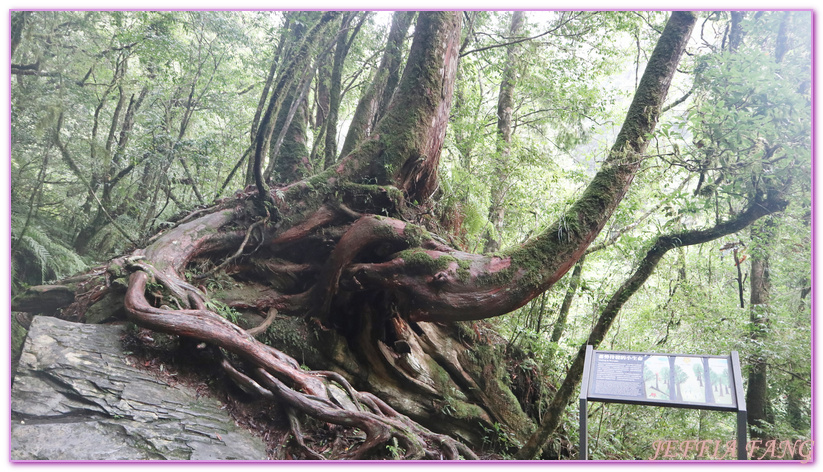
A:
[286, 408, 325, 460]
[119, 207, 478, 459]
[195, 218, 267, 280]
[246, 308, 278, 337]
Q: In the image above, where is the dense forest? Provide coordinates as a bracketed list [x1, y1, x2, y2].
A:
[9, 10, 811, 460]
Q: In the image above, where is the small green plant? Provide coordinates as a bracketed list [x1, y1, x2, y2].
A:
[481, 421, 516, 454]
[205, 299, 242, 324]
[386, 438, 405, 459]
[439, 399, 457, 417]
[146, 280, 164, 293]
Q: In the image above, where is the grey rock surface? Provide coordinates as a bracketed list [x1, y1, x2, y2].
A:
[11, 316, 268, 460]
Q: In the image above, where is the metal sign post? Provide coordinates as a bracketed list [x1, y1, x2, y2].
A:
[579, 346, 747, 460]
[731, 351, 748, 460]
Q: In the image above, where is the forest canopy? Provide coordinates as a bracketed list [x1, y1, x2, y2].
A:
[8, 10, 812, 460]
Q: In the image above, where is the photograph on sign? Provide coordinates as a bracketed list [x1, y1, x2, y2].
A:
[589, 352, 735, 409]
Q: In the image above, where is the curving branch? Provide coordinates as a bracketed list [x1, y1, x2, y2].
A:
[516, 188, 789, 459]
[333, 11, 699, 324]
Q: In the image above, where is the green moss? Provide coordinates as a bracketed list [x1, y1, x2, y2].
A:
[476, 262, 516, 287]
[448, 399, 487, 420]
[398, 248, 455, 274]
[498, 162, 621, 290]
[262, 317, 323, 367]
[425, 356, 485, 420]
[383, 186, 404, 206]
[402, 223, 431, 247]
[456, 259, 472, 282]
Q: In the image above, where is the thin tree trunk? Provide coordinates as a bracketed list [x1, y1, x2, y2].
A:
[323, 13, 367, 169]
[546, 256, 584, 363]
[733, 248, 745, 308]
[253, 12, 340, 200]
[315, 46, 332, 133]
[515, 178, 786, 459]
[484, 11, 526, 253]
[12, 143, 51, 252]
[263, 12, 334, 184]
[728, 12, 745, 53]
[266, 65, 315, 184]
[246, 17, 289, 185]
[746, 217, 775, 439]
[745, 14, 791, 441]
[11, 12, 30, 59]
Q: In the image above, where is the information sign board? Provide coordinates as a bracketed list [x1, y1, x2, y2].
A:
[588, 351, 737, 411]
[578, 346, 747, 460]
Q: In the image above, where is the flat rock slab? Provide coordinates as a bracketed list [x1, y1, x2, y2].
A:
[11, 316, 268, 460]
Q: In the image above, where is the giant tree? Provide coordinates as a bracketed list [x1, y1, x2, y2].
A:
[13, 10, 800, 460]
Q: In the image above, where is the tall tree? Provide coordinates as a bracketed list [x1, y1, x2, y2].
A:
[746, 216, 776, 438]
[483, 11, 526, 253]
[322, 12, 368, 169]
[11, 10, 810, 460]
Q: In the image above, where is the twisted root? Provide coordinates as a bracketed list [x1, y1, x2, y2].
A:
[122, 258, 475, 460]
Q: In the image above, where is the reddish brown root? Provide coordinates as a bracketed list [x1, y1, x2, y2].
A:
[122, 252, 476, 460]
[311, 215, 413, 320]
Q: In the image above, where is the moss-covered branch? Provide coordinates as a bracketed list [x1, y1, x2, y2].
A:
[372, 11, 697, 324]
[515, 190, 788, 459]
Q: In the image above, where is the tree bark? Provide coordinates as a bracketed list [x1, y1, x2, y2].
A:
[733, 248, 746, 308]
[546, 256, 584, 363]
[246, 16, 289, 185]
[484, 11, 526, 254]
[746, 217, 775, 439]
[268, 69, 313, 184]
[11, 12, 30, 59]
[728, 12, 745, 53]
[340, 11, 415, 158]
[253, 12, 340, 199]
[323, 13, 367, 169]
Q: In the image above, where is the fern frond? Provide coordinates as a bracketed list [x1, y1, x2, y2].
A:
[22, 235, 51, 283]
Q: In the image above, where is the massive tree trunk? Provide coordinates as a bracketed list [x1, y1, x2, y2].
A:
[15, 11, 703, 459]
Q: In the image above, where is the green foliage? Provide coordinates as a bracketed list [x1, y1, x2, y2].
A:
[481, 421, 517, 456]
[385, 438, 406, 459]
[204, 299, 242, 324]
[11, 214, 86, 290]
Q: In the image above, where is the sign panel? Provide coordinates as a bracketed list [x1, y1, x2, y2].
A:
[587, 350, 737, 411]
[579, 347, 747, 460]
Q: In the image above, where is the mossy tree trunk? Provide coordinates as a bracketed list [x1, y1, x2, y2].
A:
[340, 11, 415, 158]
[483, 11, 526, 254]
